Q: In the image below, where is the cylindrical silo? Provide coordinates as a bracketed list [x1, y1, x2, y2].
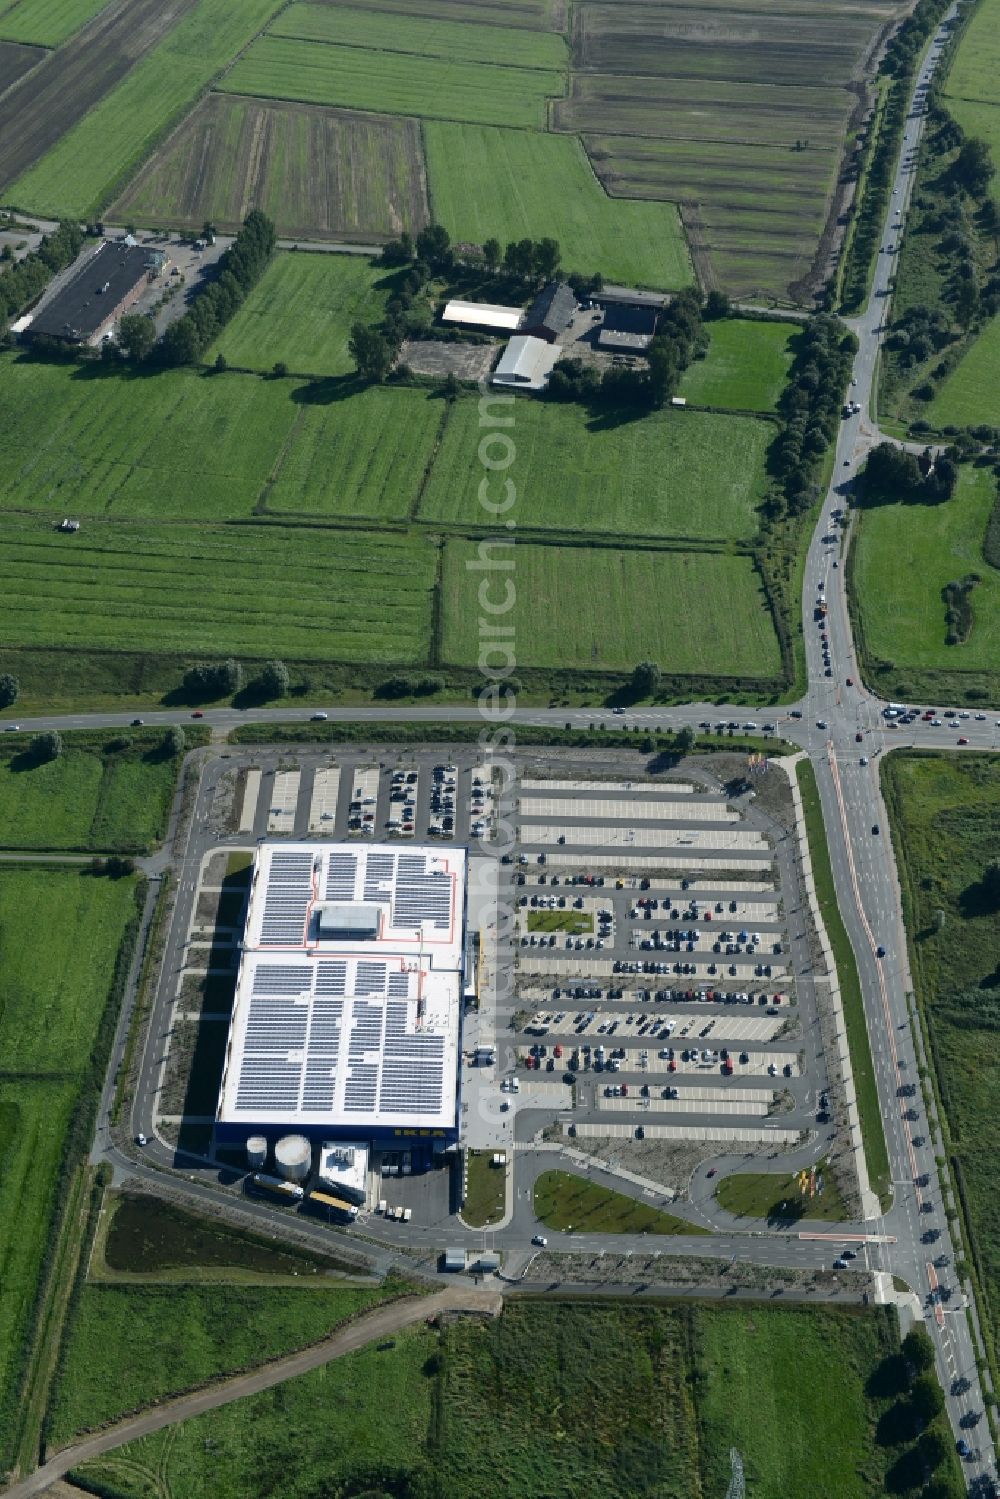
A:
[275, 1134, 311, 1182]
[246, 1135, 268, 1171]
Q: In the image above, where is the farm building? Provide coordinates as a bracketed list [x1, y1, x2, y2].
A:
[521, 280, 576, 342]
[441, 298, 523, 332]
[25, 239, 165, 346]
[597, 303, 659, 353]
[491, 334, 561, 390]
[595, 286, 669, 311]
[215, 842, 467, 1154]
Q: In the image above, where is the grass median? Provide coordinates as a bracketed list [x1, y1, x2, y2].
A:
[534, 1170, 706, 1236]
[795, 759, 891, 1207]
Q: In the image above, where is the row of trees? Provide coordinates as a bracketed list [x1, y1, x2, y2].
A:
[380, 224, 562, 285]
[182, 656, 289, 702]
[0, 220, 84, 327]
[769, 315, 857, 516]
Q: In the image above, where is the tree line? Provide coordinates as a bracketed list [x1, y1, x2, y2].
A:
[768, 314, 857, 517]
[0, 219, 84, 329]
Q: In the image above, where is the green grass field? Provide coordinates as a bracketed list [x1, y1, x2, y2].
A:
[47, 1281, 389, 1445]
[0, 0, 110, 45]
[9, 0, 285, 217]
[534, 1170, 701, 1234]
[853, 465, 1000, 674]
[440, 542, 783, 677]
[419, 400, 771, 541]
[944, 0, 1000, 106]
[271, 2, 567, 69]
[925, 311, 1000, 428]
[211, 252, 390, 377]
[73, 1301, 916, 1499]
[265, 385, 444, 520]
[0, 355, 292, 520]
[0, 732, 186, 852]
[883, 751, 1000, 1376]
[221, 36, 563, 129]
[424, 121, 692, 288]
[0, 516, 436, 662]
[0, 868, 139, 1465]
[715, 1162, 848, 1222]
[462, 1151, 505, 1227]
[678, 318, 800, 412]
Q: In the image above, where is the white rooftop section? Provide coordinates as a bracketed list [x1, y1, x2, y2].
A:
[492, 334, 561, 390]
[318, 1141, 368, 1203]
[442, 298, 523, 331]
[218, 843, 466, 1135]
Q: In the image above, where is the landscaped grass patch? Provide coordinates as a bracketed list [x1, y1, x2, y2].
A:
[0, 516, 436, 663]
[424, 121, 692, 289]
[0, 867, 140, 1468]
[679, 318, 800, 413]
[10, 0, 286, 217]
[211, 252, 391, 377]
[534, 1170, 702, 1235]
[271, 3, 567, 70]
[46, 1281, 390, 1445]
[441, 542, 783, 678]
[796, 760, 890, 1205]
[715, 1160, 848, 1222]
[221, 36, 563, 129]
[853, 465, 1000, 687]
[882, 750, 1000, 1375]
[113, 93, 430, 241]
[526, 908, 592, 934]
[420, 399, 771, 541]
[462, 1150, 505, 1227]
[0, 733, 185, 852]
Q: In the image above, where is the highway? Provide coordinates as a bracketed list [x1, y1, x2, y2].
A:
[12, 4, 996, 1489]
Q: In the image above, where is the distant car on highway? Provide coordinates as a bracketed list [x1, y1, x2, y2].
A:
[310, 711, 329, 721]
[958, 736, 969, 745]
[876, 945, 886, 957]
[191, 710, 204, 718]
[816, 719, 827, 729]
[612, 706, 625, 715]
[531, 1234, 547, 1247]
[135, 1133, 147, 1146]
[4, 724, 19, 732]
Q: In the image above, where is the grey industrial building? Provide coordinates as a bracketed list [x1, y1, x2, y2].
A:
[522, 280, 576, 342]
[24, 239, 165, 346]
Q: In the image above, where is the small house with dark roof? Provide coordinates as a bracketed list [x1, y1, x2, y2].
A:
[597, 302, 659, 353]
[521, 280, 576, 343]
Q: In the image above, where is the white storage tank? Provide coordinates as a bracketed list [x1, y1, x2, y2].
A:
[246, 1135, 268, 1171]
[275, 1134, 311, 1182]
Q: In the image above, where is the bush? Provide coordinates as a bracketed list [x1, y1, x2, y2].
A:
[31, 729, 62, 762]
[0, 673, 18, 709]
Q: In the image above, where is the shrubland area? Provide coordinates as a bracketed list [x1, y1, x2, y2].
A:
[883, 751, 1000, 1390]
[68, 1301, 965, 1499]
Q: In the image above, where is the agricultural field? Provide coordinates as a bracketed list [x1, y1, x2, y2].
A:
[271, 2, 568, 70]
[8, 0, 285, 218]
[0, 37, 42, 89]
[0, 0, 199, 197]
[113, 94, 429, 242]
[0, 731, 187, 852]
[0, 356, 295, 519]
[47, 1281, 389, 1445]
[678, 318, 800, 412]
[883, 751, 1000, 1373]
[221, 36, 563, 129]
[852, 465, 1000, 693]
[419, 399, 771, 540]
[328, 0, 559, 23]
[0, 516, 437, 663]
[264, 385, 444, 521]
[211, 252, 391, 377]
[0, 0, 116, 46]
[74, 1301, 922, 1499]
[0, 867, 140, 1466]
[440, 542, 783, 677]
[424, 121, 691, 288]
[925, 312, 1000, 428]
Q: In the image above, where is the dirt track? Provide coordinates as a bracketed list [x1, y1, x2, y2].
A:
[8, 1286, 500, 1498]
[0, 0, 200, 193]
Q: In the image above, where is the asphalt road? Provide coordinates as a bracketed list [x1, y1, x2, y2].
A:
[14, 5, 996, 1487]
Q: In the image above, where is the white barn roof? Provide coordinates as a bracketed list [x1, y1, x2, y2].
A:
[217, 843, 466, 1136]
[442, 299, 523, 331]
[491, 334, 561, 390]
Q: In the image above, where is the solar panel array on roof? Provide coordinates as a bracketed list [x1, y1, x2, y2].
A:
[260, 850, 314, 944]
[364, 852, 395, 903]
[392, 859, 452, 930]
[325, 852, 358, 901]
